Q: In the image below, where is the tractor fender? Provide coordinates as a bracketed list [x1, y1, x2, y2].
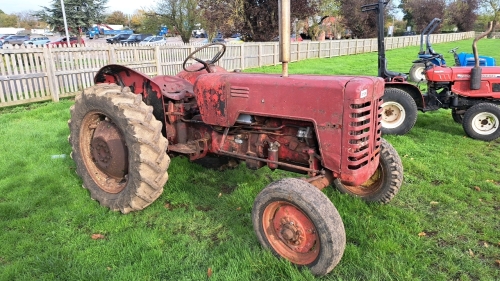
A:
[385, 82, 425, 110]
[94, 64, 168, 130]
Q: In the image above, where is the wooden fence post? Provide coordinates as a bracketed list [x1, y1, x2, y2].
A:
[241, 44, 245, 69]
[155, 46, 162, 75]
[44, 47, 59, 102]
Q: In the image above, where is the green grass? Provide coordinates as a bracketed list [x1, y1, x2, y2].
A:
[0, 39, 499, 281]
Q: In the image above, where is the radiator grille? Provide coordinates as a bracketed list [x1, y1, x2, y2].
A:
[345, 98, 382, 170]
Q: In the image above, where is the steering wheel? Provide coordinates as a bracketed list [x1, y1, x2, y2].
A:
[182, 43, 226, 73]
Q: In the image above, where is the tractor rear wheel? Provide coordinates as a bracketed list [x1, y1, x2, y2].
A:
[380, 88, 418, 135]
[252, 178, 346, 276]
[68, 84, 170, 213]
[462, 103, 500, 141]
[409, 63, 426, 83]
[333, 139, 403, 203]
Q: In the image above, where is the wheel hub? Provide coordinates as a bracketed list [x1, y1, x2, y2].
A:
[272, 204, 317, 254]
[472, 112, 498, 134]
[381, 101, 406, 128]
[91, 120, 128, 180]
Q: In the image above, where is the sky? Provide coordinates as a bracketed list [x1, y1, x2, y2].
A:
[1, 0, 158, 15]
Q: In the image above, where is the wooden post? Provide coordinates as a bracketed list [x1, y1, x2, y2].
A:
[44, 46, 60, 102]
[155, 45, 162, 76]
[240, 44, 245, 70]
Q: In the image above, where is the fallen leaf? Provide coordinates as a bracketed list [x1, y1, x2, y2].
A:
[218, 193, 222, 198]
[91, 234, 105, 240]
[107, 267, 112, 271]
[418, 232, 426, 237]
[468, 249, 474, 257]
[474, 186, 481, 191]
[207, 267, 212, 278]
[482, 242, 489, 248]
[430, 201, 439, 205]
[236, 207, 241, 211]
[495, 260, 500, 267]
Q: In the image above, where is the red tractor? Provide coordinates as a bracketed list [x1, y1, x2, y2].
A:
[365, 0, 500, 141]
[67, 1, 403, 276]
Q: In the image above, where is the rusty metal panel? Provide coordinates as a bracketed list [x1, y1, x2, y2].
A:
[194, 73, 383, 178]
[340, 76, 384, 186]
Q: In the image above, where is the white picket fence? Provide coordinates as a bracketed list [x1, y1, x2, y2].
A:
[0, 31, 474, 107]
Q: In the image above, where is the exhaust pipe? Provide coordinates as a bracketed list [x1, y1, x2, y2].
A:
[279, 0, 291, 77]
[470, 22, 493, 90]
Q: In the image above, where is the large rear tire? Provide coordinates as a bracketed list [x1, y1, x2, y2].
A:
[409, 63, 426, 83]
[68, 84, 170, 213]
[380, 88, 418, 135]
[252, 178, 346, 276]
[462, 103, 500, 141]
[333, 139, 403, 203]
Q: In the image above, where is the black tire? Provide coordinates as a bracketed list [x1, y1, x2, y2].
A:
[333, 139, 403, 203]
[252, 178, 346, 276]
[380, 88, 418, 135]
[462, 103, 500, 141]
[409, 63, 426, 83]
[451, 109, 464, 124]
[68, 84, 170, 213]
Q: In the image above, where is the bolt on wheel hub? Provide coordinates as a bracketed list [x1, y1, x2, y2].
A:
[91, 120, 128, 179]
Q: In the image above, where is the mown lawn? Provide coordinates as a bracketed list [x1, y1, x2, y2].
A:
[0, 39, 499, 280]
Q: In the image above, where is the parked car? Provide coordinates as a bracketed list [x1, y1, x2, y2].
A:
[403, 31, 416, 36]
[106, 33, 131, 44]
[0, 34, 15, 43]
[24, 37, 51, 46]
[139, 35, 167, 45]
[120, 34, 152, 44]
[48, 37, 85, 46]
[43, 31, 54, 36]
[0, 41, 3, 49]
[3, 35, 30, 45]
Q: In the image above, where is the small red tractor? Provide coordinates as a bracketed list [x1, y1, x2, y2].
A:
[365, 0, 500, 141]
[67, 1, 403, 276]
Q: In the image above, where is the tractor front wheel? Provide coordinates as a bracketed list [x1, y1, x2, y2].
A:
[462, 103, 500, 141]
[333, 139, 403, 203]
[409, 63, 427, 83]
[68, 84, 170, 213]
[380, 88, 418, 135]
[252, 178, 346, 276]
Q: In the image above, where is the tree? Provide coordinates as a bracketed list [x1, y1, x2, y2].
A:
[129, 10, 146, 31]
[480, 0, 500, 32]
[16, 11, 43, 29]
[0, 13, 18, 27]
[447, 0, 479, 31]
[400, 0, 446, 33]
[106, 11, 128, 25]
[153, 0, 202, 43]
[339, 0, 380, 39]
[34, 0, 108, 44]
[198, 0, 243, 40]
[238, 0, 319, 41]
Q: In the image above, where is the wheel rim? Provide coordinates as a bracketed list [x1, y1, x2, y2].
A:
[340, 163, 384, 196]
[413, 66, 426, 81]
[79, 111, 129, 194]
[381, 101, 406, 129]
[471, 112, 499, 135]
[262, 201, 319, 265]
